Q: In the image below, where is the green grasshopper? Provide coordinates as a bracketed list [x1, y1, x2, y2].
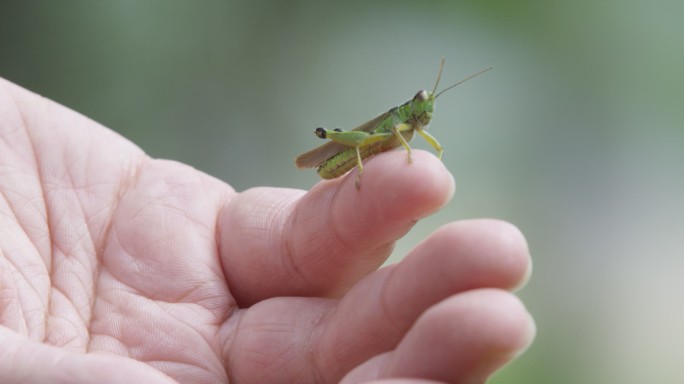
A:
[295, 60, 492, 188]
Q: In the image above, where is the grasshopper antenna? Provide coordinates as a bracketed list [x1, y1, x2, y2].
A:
[435, 65, 494, 99]
[431, 58, 446, 95]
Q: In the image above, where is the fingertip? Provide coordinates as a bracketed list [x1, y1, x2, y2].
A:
[482, 220, 532, 291]
[301, 150, 455, 249]
[444, 289, 536, 379]
[384, 289, 535, 383]
[407, 219, 531, 293]
[341, 150, 455, 222]
[421, 289, 535, 355]
[471, 289, 536, 356]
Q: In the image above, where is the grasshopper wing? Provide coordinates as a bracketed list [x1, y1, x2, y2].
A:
[295, 141, 348, 168]
[294, 111, 391, 168]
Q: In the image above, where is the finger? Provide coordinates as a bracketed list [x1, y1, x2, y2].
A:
[315, 219, 531, 378]
[225, 218, 530, 383]
[341, 290, 536, 383]
[225, 297, 334, 383]
[0, 327, 177, 384]
[219, 150, 454, 306]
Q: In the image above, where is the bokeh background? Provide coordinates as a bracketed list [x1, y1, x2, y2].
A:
[1, 1, 683, 382]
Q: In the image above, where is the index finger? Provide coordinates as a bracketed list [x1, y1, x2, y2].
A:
[218, 150, 455, 306]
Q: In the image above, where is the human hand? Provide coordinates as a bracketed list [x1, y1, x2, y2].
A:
[0, 78, 534, 384]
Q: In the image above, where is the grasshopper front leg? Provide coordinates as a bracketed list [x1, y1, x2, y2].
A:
[416, 127, 444, 160]
[391, 123, 415, 163]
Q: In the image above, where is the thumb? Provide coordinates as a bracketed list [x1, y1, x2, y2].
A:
[0, 327, 177, 384]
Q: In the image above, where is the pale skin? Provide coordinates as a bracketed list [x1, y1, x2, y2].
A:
[0, 77, 534, 384]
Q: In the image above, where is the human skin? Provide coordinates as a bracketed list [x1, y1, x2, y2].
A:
[0, 77, 534, 384]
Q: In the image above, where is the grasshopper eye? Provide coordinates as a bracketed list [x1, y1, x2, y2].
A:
[414, 90, 428, 101]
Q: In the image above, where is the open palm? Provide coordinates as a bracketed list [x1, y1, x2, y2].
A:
[0, 78, 533, 384]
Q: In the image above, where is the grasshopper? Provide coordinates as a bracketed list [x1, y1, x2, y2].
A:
[295, 60, 492, 188]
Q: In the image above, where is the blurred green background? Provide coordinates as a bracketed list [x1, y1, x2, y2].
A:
[1, 1, 683, 382]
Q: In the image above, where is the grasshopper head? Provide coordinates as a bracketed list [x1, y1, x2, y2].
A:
[412, 89, 435, 126]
